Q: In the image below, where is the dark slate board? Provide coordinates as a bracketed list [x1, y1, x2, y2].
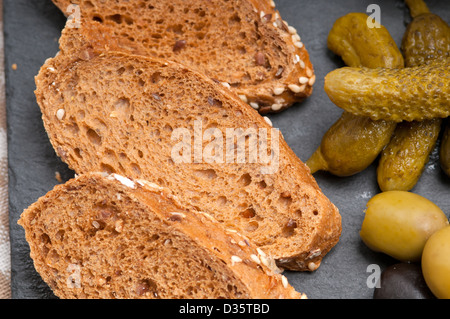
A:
[5, 0, 450, 299]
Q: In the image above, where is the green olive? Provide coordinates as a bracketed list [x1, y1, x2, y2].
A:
[422, 226, 450, 299]
[360, 191, 448, 262]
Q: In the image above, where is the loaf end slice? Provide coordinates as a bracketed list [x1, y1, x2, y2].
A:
[35, 23, 341, 271]
[51, 0, 315, 113]
[18, 172, 305, 299]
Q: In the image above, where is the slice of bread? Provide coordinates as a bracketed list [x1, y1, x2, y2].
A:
[35, 23, 341, 271]
[18, 172, 305, 299]
[51, 0, 315, 113]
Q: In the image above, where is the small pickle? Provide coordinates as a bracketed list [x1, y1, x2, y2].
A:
[440, 123, 450, 177]
[360, 191, 448, 262]
[377, 2, 449, 191]
[324, 58, 450, 122]
[327, 13, 404, 69]
[422, 226, 450, 299]
[307, 13, 401, 176]
[377, 119, 441, 191]
[307, 112, 396, 176]
[401, 13, 450, 67]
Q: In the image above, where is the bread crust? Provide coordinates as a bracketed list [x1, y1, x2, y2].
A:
[51, 0, 315, 113]
[18, 173, 305, 299]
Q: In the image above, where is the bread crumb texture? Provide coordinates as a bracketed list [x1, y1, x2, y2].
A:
[34, 20, 341, 271]
[18, 173, 304, 299]
[51, 0, 315, 113]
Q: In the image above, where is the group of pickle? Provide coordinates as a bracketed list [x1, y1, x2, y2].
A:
[307, 0, 449, 189]
[307, 0, 450, 299]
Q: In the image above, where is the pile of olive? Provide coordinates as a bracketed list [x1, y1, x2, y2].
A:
[360, 191, 449, 298]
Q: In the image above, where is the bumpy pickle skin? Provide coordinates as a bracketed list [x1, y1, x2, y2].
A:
[401, 7, 450, 177]
[377, 119, 442, 191]
[401, 13, 450, 67]
[377, 1, 449, 191]
[440, 123, 450, 177]
[306, 13, 402, 176]
[324, 58, 450, 122]
[308, 113, 396, 176]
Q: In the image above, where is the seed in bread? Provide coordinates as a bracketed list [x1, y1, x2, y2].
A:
[18, 172, 305, 299]
[50, 0, 315, 113]
[34, 23, 341, 271]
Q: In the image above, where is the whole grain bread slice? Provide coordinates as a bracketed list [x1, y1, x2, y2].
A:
[35, 22, 341, 271]
[18, 172, 305, 299]
[51, 0, 315, 113]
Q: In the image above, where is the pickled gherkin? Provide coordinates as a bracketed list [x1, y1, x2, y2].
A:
[307, 113, 396, 176]
[306, 13, 401, 176]
[327, 13, 404, 70]
[324, 58, 450, 122]
[377, 0, 448, 191]
[377, 119, 441, 191]
[401, 13, 450, 67]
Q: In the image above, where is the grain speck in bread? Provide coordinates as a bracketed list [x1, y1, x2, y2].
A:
[18, 172, 305, 299]
[34, 23, 341, 271]
[51, 0, 315, 113]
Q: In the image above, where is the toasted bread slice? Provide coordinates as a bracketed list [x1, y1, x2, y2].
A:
[51, 0, 315, 113]
[34, 23, 341, 271]
[18, 172, 304, 299]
